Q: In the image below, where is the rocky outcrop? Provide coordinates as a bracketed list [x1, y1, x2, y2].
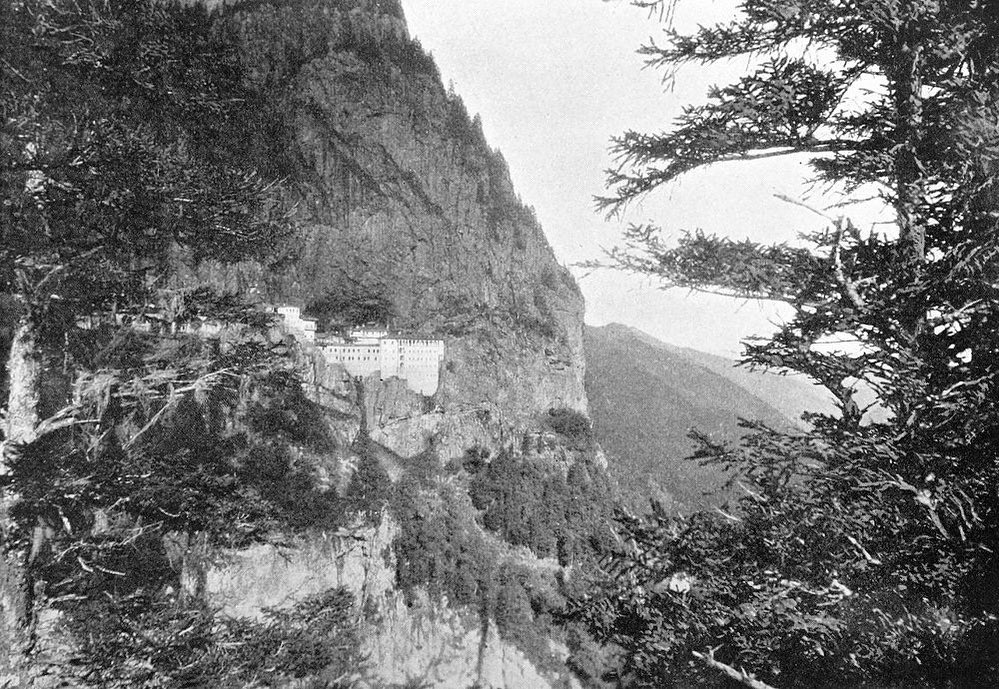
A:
[365, 596, 574, 689]
[207, 513, 576, 689]
[208, 515, 398, 619]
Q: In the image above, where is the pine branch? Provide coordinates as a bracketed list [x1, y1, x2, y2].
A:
[599, 141, 858, 214]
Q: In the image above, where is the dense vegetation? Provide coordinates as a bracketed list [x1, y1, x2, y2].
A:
[468, 448, 614, 565]
[577, 1, 999, 687]
[387, 439, 617, 675]
[68, 587, 362, 688]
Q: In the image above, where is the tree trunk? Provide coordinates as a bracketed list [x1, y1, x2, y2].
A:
[692, 650, 779, 689]
[178, 532, 209, 604]
[892, 18, 926, 268]
[4, 318, 42, 448]
[889, 10, 929, 427]
[1, 317, 42, 686]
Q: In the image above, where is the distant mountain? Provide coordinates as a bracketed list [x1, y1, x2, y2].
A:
[584, 324, 832, 514]
[621, 327, 837, 424]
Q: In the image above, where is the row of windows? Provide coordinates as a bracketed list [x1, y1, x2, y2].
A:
[327, 352, 440, 358]
[326, 349, 442, 359]
[331, 362, 441, 367]
[321, 348, 443, 356]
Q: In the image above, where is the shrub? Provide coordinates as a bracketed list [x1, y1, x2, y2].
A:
[545, 407, 593, 444]
[345, 448, 394, 519]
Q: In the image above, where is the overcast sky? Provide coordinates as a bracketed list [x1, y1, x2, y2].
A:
[401, 0, 888, 356]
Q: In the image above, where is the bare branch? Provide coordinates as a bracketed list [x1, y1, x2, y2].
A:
[692, 649, 780, 689]
[832, 221, 866, 310]
[773, 193, 836, 222]
[845, 534, 883, 565]
[0, 57, 32, 83]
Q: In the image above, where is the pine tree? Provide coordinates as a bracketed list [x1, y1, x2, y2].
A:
[578, 2, 999, 686]
[1, 1, 296, 680]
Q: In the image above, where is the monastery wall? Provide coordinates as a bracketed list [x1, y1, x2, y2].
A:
[318, 336, 445, 396]
[322, 342, 382, 379]
[270, 308, 444, 396]
[275, 306, 318, 343]
[380, 339, 446, 396]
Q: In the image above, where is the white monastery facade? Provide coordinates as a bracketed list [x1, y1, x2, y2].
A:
[319, 329, 445, 396]
[273, 307, 444, 396]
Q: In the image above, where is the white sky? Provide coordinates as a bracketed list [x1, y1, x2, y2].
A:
[401, 0, 890, 356]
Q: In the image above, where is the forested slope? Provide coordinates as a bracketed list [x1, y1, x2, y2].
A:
[621, 328, 836, 423]
[585, 323, 799, 513]
[191, 1, 607, 684]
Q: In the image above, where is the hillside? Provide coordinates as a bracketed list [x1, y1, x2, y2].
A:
[1, 2, 606, 687]
[200, 2, 601, 685]
[621, 327, 837, 423]
[585, 323, 814, 513]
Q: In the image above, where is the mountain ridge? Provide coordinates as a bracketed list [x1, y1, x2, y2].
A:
[604, 322, 836, 422]
[585, 323, 827, 513]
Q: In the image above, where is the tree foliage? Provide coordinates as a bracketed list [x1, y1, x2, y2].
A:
[67, 586, 363, 688]
[0, 303, 361, 681]
[468, 450, 614, 566]
[0, 1, 368, 683]
[578, 1, 999, 687]
[1, 0, 294, 329]
[391, 455, 612, 676]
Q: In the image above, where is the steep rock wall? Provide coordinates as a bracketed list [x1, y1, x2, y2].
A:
[193, 3, 597, 686]
[207, 514, 577, 689]
[189, 0, 586, 462]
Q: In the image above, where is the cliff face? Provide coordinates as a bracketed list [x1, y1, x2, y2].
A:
[208, 515, 577, 689]
[191, 0, 585, 463]
[190, 2, 594, 686]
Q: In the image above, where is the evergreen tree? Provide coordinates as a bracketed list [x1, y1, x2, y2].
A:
[1, 1, 296, 681]
[578, 2, 999, 686]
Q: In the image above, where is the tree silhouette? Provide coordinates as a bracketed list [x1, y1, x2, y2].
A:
[578, 2, 999, 686]
[1, 1, 296, 679]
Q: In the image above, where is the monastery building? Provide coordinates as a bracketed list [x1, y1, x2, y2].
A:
[319, 329, 444, 396]
[273, 307, 444, 396]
